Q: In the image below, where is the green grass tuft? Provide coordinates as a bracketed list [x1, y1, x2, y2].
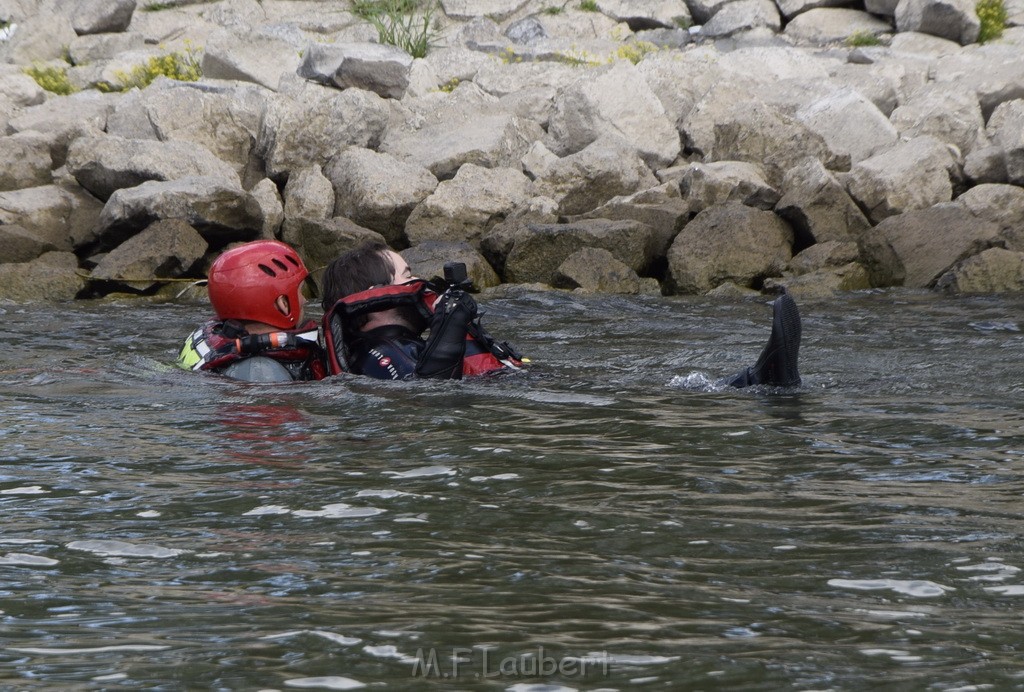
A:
[579, 0, 599, 10]
[845, 30, 881, 47]
[24, 64, 77, 95]
[542, 5, 564, 14]
[977, 0, 1007, 43]
[356, 0, 439, 59]
[100, 44, 202, 92]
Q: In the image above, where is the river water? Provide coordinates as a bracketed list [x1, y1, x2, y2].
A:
[1, 288, 1022, 690]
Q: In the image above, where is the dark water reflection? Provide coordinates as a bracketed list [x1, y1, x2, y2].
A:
[1, 289, 1023, 690]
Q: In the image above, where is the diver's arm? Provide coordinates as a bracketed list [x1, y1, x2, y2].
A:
[415, 289, 477, 380]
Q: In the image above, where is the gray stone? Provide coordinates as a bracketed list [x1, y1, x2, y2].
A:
[96, 176, 263, 249]
[280, 216, 385, 284]
[505, 17, 546, 44]
[249, 177, 284, 239]
[0, 5, 76, 64]
[494, 218, 658, 284]
[987, 99, 1024, 186]
[776, 0, 857, 19]
[890, 85, 989, 157]
[441, 0, 529, 21]
[325, 148, 437, 247]
[72, 0, 136, 35]
[964, 146, 1008, 184]
[0, 251, 84, 302]
[788, 240, 861, 275]
[67, 31, 145, 65]
[930, 45, 1024, 119]
[592, 0, 692, 29]
[666, 203, 793, 294]
[424, 47, 494, 85]
[521, 140, 560, 180]
[7, 90, 117, 168]
[686, 0, 735, 23]
[864, 203, 1003, 287]
[472, 60, 579, 99]
[401, 241, 500, 290]
[677, 161, 779, 212]
[700, 0, 781, 38]
[826, 61, 915, 117]
[764, 262, 871, 298]
[0, 71, 45, 108]
[635, 28, 691, 48]
[845, 136, 959, 224]
[533, 136, 660, 216]
[795, 87, 898, 163]
[935, 248, 1024, 293]
[65, 135, 240, 201]
[775, 157, 872, 245]
[258, 81, 390, 180]
[553, 246, 652, 294]
[783, 8, 892, 44]
[954, 184, 1024, 249]
[895, 0, 980, 45]
[91, 219, 207, 291]
[0, 133, 52, 192]
[864, 0, 899, 15]
[546, 61, 680, 169]
[298, 42, 413, 99]
[0, 223, 59, 264]
[570, 182, 689, 258]
[405, 164, 533, 247]
[282, 164, 334, 222]
[0, 183, 102, 251]
[202, 27, 302, 92]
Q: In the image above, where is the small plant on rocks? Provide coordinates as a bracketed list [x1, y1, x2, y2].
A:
[977, 0, 1007, 43]
[100, 43, 202, 91]
[845, 30, 881, 47]
[24, 64, 76, 95]
[579, 0, 599, 11]
[357, 0, 439, 58]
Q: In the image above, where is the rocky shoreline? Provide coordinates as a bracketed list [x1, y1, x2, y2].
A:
[1, 0, 1023, 302]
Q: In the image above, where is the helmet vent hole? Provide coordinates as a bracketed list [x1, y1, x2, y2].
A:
[286, 255, 300, 267]
[273, 258, 288, 272]
[258, 263, 276, 277]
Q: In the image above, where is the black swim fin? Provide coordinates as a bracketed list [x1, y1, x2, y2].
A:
[725, 291, 802, 388]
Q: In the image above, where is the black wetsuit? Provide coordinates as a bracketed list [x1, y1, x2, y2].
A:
[347, 325, 431, 380]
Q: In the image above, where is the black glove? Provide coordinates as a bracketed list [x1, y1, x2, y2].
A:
[415, 289, 477, 379]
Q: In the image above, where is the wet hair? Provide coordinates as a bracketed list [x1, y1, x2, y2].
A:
[321, 242, 395, 311]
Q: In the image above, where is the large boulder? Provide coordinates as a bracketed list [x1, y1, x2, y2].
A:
[72, 0, 136, 35]
[0, 251, 85, 302]
[107, 79, 268, 186]
[545, 61, 680, 169]
[930, 45, 1024, 119]
[401, 241, 500, 290]
[0, 183, 102, 252]
[90, 219, 207, 291]
[533, 136, 660, 216]
[441, 0, 530, 21]
[964, 146, 1009, 184]
[895, 0, 980, 45]
[249, 177, 284, 239]
[282, 164, 334, 222]
[0, 223, 60, 264]
[67, 32, 145, 65]
[954, 184, 1024, 250]
[775, 158, 872, 246]
[667, 203, 793, 294]
[257, 82, 390, 181]
[795, 88, 898, 164]
[700, 0, 782, 37]
[0, 133, 52, 192]
[202, 27, 303, 92]
[590, 0, 692, 29]
[325, 148, 437, 248]
[890, 85, 989, 157]
[674, 161, 780, 213]
[784, 8, 892, 43]
[553, 247, 656, 294]
[405, 164, 533, 247]
[487, 218, 658, 284]
[765, 262, 871, 298]
[935, 248, 1024, 293]
[65, 135, 240, 202]
[380, 83, 544, 180]
[0, 5, 76, 64]
[777, 0, 861, 19]
[845, 136, 960, 224]
[280, 216, 386, 284]
[862, 203, 1003, 287]
[96, 176, 263, 249]
[0, 71, 46, 108]
[570, 182, 689, 258]
[987, 99, 1024, 186]
[298, 42, 414, 99]
[6, 90, 117, 167]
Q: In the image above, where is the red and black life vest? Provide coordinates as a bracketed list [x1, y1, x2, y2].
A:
[179, 318, 327, 380]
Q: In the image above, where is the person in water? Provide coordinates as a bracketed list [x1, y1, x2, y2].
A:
[320, 242, 523, 380]
[176, 239, 327, 382]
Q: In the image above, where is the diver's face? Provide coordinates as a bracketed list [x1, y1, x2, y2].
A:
[386, 251, 415, 285]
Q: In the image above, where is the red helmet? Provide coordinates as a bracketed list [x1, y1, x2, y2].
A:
[207, 240, 308, 329]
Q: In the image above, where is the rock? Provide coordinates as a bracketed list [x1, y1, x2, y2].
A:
[0, 223, 59, 264]
[700, 0, 781, 38]
[0, 183, 102, 251]
[325, 148, 437, 247]
[864, 0, 900, 15]
[107, 79, 268, 186]
[954, 184, 1024, 249]
[553, 247, 654, 294]
[634, 50, 704, 130]
[534, 136, 660, 216]
[441, 0, 529, 21]
[493, 218, 658, 284]
[282, 164, 334, 222]
[96, 176, 263, 250]
[401, 241, 500, 290]
[249, 177, 284, 239]
[964, 146, 1008, 184]
[788, 239, 862, 275]
[676, 161, 779, 212]
[297, 42, 414, 100]
[764, 262, 871, 298]
[280, 216, 386, 283]
[0, 71, 46, 108]
[777, 0, 860, 19]
[592, 0, 692, 30]
[635, 27, 691, 48]
[775, 157, 872, 245]
[687, 0, 735, 23]
[0, 251, 85, 302]
[826, 61, 915, 117]
[895, 0, 980, 46]
[72, 0, 136, 35]
[7, 90, 117, 168]
[795, 87, 898, 164]
[667, 203, 792, 293]
[67, 31, 145, 65]
[90, 219, 207, 291]
[472, 60, 579, 99]
[570, 182, 689, 258]
[863, 203, 1003, 287]
[987, 99, 1024, 186]
[545, 61, 680, 169]
[0, 5, 76, 64]
[258, 81, 390, 180]
[930, 44, 1024, 120]
[890, 84, 989, 157]
[202, 27, 302, 92]
[845, 135, 959, 224]
[65, 135, 240, 202]
[505, 16, 546, 44]
[935, 248, 1024, 293]
[380, 84, 544, 180]
[683, 84, 849, 187]
[424, 47, 494, 85]
[521, 140, 560, 180]
[0, 133, 52, 192]
[405, 164, 533, 247]
[783, 8, 892, 44]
